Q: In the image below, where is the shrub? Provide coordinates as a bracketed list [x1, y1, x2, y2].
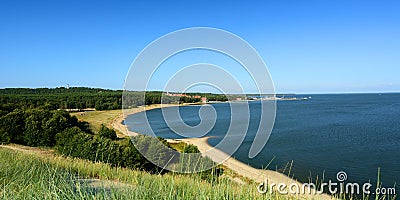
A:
[98, 124, 117, 140]
[0, 110, 25, 144]
[183, 144, 200, 153]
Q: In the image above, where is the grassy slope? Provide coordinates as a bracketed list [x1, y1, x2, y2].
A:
[169, 141, 188, 152]
[0, 110, 290, 199]
[2, 107, 395, 199]
[71, 108, 250, 181]
[0, 145, 290, 200]
[1, 109, 290, 199]
[71, 109, 122, 133]
[70, 105, 169, 134]
[71, 108, 254, 187]
[2, 108, 393, 199]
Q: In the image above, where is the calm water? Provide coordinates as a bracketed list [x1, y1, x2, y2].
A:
[126, 93, 400, 191]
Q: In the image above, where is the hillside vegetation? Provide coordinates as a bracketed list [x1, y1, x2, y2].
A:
[0, 87, 226, 111]
[0, 146, 288, 200]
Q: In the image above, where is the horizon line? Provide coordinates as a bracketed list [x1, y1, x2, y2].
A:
[0, 86, 399, 95]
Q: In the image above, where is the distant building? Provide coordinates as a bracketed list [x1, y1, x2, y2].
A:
[166, 92, 187, 97]
[165, 92, 203, 99]
[201, 97, 207, 103]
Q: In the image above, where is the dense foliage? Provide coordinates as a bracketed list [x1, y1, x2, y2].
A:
[0, 87, 231, 111]
[0, 109, 89, 146]
[0, 87, 225, 177]
[55, 127, 156, 171]
[0, 108, 159, 171]
[0, 108, 220, 175]
[98, 124, 118, 140]
[0, 87, 122, 111]
[183, 144, 200, 153]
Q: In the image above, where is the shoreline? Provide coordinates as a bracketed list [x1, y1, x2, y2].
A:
[113, 104, 334, 199]
[178, 137, 333, 199]
[111, 104, 181, 137]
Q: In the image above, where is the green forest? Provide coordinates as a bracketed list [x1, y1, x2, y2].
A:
[0, 87, 221, 178]
[0, 87, 229, 111]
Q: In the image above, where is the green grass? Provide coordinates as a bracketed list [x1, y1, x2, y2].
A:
[1, 146, 396, 200]
[169, 141, 189, 152]
[70, 105, 166, 134]
[0, 146, 293, 200]
[71, 109, 122, 133]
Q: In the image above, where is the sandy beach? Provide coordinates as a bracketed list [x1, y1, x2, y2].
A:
[179, 137, 334, 199]
[111, 104, 179, 137]
[114, 104, 334, 199]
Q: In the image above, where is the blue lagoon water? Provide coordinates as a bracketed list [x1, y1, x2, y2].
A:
[126, 93, 400, 190]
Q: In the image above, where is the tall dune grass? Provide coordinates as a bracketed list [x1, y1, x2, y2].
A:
[0, 147, 291, 199]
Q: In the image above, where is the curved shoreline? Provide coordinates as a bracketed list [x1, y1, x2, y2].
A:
[111, 104, 180, 137]
[178, 137, 333, 199]
[113, 104, 334, 199]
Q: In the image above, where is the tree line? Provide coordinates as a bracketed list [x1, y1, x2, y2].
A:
[0, 87, 228, 111]
[0, 87, 122, 111]
[0, 107, 167, 171]
[0, 108, 201, 172]
[0, 87, 224, 177]
[0, 107, 222, 178]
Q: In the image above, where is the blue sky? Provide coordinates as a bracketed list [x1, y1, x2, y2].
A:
[0, 0, 399, 93]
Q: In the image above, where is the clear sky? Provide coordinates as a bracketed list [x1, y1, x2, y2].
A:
[0, 0, 399, 93]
